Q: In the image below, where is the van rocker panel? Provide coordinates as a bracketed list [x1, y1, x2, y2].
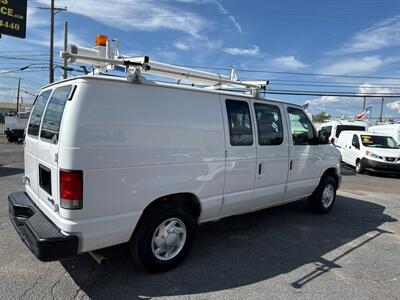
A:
[8, 191, 78, 262]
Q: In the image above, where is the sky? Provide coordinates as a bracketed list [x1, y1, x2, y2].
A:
[1, 0, 400, 120]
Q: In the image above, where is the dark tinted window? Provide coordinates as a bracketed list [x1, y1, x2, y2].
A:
[336, 125, 365, 137]
[352, 134, 360, 149]
[27, 90, 52, 137]
[287, 107, 317, 145]
[254, 103, 283, 145]
[226, 100, 253, 146]
[40, 86, 72, 144]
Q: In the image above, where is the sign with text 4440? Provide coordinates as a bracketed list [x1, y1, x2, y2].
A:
[0, 0, 27, 39]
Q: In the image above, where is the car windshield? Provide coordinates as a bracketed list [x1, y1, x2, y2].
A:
[360, 135, 399, 149]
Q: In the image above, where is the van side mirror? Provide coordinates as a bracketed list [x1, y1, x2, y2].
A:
[318, 130, 329, 144]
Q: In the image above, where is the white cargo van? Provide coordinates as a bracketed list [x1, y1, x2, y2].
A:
[8, 38, 341, 272]
[337, 131, 400, 174]
[318, 120, 367, 144]
[369, 124, 400, 144]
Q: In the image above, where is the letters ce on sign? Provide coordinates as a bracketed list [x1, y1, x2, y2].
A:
[0, 0, 27, 39]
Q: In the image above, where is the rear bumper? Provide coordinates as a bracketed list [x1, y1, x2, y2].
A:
[361, 158, 400, 174]
[8, 191, 79, 261]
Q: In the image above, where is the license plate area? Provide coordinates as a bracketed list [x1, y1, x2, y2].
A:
[39, 164, 52, 196]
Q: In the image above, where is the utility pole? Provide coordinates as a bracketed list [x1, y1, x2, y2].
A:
[362, 96, 366, 111]
[16, 78, 21, 114]
[63, 21, 68, 79]
[380, 97, 384, 122]
[37, 1, 67, 84]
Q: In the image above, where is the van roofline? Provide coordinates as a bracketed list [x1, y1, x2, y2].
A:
[40, 75, 301, 108]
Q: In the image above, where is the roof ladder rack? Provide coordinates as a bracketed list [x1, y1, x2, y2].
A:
[60, 37, 268, 96]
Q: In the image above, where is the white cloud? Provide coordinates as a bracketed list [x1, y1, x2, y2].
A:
[36, 0, 208, 38]
[321, 56, 384, 75]
[387, 101, 400, 113]
[270, 56, 307, 70]
[174, 42, 191, 50]
[171, 0, 242, 33]
[338, 15, 400, 54]
[306, 83, 400, 117]
[213, 1, 242, 33]
[223, 45, 261, 56]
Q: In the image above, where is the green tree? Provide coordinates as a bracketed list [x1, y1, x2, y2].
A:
[312, 112, 331, 123]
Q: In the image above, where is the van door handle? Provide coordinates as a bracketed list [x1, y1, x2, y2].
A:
[289, 160, 293, 171]
[258, 163, 262, 175]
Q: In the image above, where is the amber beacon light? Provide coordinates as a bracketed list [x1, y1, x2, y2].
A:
[95, 35, 108, 46]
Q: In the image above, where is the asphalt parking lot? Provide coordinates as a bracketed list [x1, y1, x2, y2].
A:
[0, 143, 399, 300]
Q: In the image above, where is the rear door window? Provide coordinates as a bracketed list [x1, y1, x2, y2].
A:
[27, 90, 52, 137]
[40, 86, 72, 144]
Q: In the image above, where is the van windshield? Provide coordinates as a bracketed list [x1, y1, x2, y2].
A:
[336, 125, 365, 137]
[360, 135, 399, 149]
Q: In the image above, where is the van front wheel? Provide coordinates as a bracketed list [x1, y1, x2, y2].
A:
[130, 205, 196, 272]
[355, 159, 364, 174]
[308, 176, 337, 214]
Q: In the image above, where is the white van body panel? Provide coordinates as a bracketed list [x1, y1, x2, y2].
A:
[369, 124, 400, 144]
[23, 75, 341, 253]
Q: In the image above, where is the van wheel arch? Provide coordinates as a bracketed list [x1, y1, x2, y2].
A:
[136, 193, 201, 229]
[320, 168, 339, 188]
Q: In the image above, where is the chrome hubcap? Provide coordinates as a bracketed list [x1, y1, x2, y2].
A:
[151, 218, 186, 261]
[322, 184, 335, 208]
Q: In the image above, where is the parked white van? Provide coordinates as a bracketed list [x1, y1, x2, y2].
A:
[337, 131, 400, 174]
[318, 120, 367, 144]
[8, 38, 341, 272]
[369, 124, 400, 144]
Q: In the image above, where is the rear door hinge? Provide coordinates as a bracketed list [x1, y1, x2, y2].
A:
[54, 153, 58, 163]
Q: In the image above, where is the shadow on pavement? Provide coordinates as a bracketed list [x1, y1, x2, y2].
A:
[341, 164, 356, 176]
[0, 167, 24, 178]
[61, 196, 396, 299]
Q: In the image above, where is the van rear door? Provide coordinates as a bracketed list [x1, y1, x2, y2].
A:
[36, 85, 73, 213]
[25, 90, 53, 205]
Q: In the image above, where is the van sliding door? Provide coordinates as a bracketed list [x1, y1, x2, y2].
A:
[219, 97, 256, 217]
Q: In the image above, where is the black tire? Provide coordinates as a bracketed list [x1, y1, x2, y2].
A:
[308, 176, 337, 214]
[130, 205, 196, 273]
[355, 159, 364, 174]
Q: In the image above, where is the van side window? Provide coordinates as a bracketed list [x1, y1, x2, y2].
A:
[287, 107, 317, 145]
[254, 103, 283, 145]
[27, 90, 52, 137]
[40, 86, 72, 144]
[352, 134, 360, 149]
[226, 100, 253, 146]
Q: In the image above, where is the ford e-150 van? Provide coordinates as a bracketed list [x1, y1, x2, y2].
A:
[8, 39, 342, 272]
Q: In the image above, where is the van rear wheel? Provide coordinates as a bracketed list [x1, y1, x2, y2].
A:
[129, 205, 196, 273]
[308, 176, 337, 214]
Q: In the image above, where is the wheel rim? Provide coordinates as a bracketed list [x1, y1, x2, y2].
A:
[322, 184, 335, 208]
[151, 217, 187, 261]
[356, 161, 361, 172]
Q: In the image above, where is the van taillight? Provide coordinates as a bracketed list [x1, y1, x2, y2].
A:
[60, 170, 83, 209]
